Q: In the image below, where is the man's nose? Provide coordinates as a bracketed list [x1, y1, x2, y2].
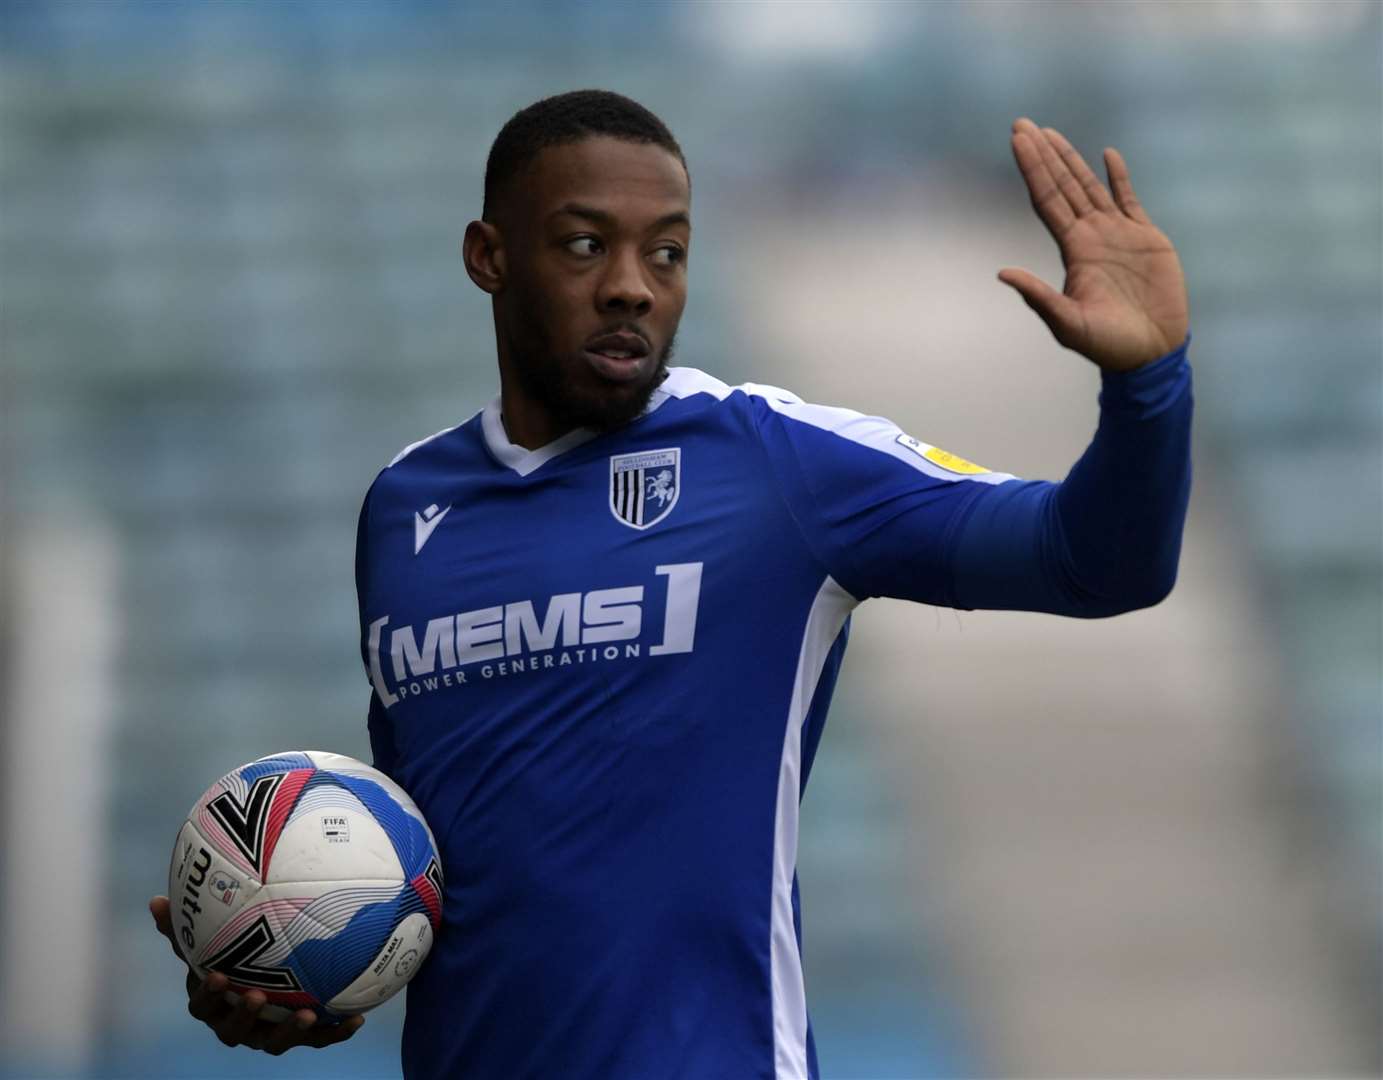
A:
[596, 249, 654, 315]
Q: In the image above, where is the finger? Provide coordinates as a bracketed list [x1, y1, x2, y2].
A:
[149, 896, 171, 930]
[312, 1014, 365, 1047]
[1104, 147, 1151, 223]
[261, 1010, 319, 1056]
[1017, 117, 1092, 218]
[259, 1010, 363, 1055]
[211, 988, 265, 1047]
[187, 971, 231, 1022]
[149, 897, 186, 962]
[1010, 126, 1075, 236]
[997, 268, 1083, 348]
[241, 1021, 275, 1053]
[149, 896, 172, 939]
[1043, 127, 1116, 212]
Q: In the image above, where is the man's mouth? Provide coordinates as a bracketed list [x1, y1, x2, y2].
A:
[585, 331, 651, 360]
[583, 331, 653, 383]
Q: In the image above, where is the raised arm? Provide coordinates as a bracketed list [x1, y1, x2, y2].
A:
[743, 122, 1191, 617]
[952, 121, 1193, 615]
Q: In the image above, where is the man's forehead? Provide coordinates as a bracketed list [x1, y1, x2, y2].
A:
[524, 136, 689, 223]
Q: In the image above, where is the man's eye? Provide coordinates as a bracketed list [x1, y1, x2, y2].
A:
[650, 246, 684, 267]
[565, 237, 602, 257]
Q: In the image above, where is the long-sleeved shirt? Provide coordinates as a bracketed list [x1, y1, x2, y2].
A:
[355, 341, 1192, 1080]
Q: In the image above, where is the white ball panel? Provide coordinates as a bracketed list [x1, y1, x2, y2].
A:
[167, 817, 260, 975]
[264, 801, 404, 885]
[302, 751, 441, 855]
[257, 878, 409, 943]
[206, 885, 336, 1024]
[326, 911, 434, 1014]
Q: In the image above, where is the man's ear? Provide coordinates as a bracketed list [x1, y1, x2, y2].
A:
[463, 220, 506, 294]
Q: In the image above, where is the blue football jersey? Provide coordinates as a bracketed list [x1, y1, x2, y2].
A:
[355, 351, 1192, 1079]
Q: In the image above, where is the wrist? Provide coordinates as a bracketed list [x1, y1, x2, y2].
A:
[1099, 335, 1191, 418]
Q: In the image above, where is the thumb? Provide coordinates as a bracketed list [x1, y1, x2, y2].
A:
[997, 268, 1081, 347]
[150, 895, 187, 962]
[150, 895, 171, 933]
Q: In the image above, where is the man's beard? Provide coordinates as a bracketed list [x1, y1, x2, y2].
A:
[511, 326, 677, 436]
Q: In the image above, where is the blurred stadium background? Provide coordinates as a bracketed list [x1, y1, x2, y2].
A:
[1, 1, 1379, 1077]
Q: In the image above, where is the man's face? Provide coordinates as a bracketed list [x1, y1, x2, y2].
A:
[492, 135, 690, 434]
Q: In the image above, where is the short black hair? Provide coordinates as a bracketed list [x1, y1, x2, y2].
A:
[483, 89, 686, 221]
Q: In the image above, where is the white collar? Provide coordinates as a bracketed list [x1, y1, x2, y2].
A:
[480, 378, 676, 477]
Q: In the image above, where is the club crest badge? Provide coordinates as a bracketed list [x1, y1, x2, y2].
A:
[609, 447, 680, 530]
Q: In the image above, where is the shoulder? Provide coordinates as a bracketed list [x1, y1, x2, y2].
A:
[658, 366, 1013, 485]
[359, 411, 482, 521]
[384, 413, 479, 471]
[370, 410, 485, 490]
[658, 364, 891, 446]
[653, 366, 840, 452]
[658, 366, 805, 409]
[659, 366, 876, 433]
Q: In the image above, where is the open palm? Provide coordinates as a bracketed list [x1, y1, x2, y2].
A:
[999, 118, 1189, 373]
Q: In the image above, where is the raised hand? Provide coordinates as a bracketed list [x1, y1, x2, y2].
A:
[999, 118, 1189, 373]
[150, 896, 364, 1055]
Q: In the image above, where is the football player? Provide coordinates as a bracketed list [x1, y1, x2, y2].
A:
[154, 90, 1190, 1077]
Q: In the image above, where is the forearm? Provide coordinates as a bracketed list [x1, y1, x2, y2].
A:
[949, 338, 1193, 616]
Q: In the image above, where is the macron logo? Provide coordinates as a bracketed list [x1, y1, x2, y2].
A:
[414, 503, 451, 555]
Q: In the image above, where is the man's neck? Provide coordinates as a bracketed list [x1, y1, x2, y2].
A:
[497, 394, 573, 451]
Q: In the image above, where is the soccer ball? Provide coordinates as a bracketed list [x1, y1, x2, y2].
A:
[167, 750, 443, 1023]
